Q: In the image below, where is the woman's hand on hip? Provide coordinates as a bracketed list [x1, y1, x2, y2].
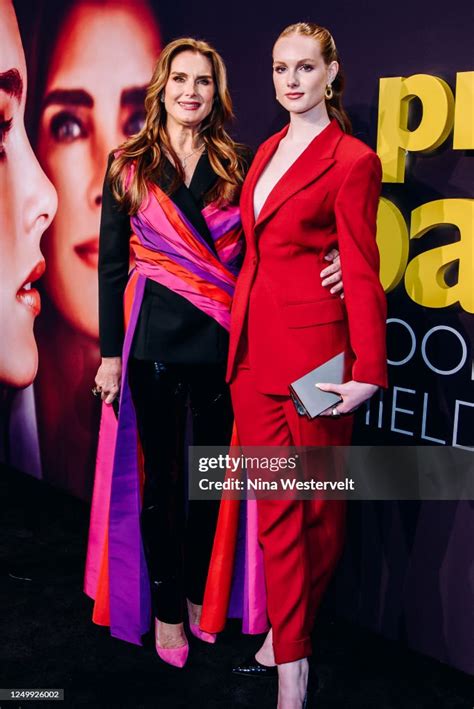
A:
[320, 248, 344, 299]
[94, 357, 122, 404]
[316, 380, 379, 416]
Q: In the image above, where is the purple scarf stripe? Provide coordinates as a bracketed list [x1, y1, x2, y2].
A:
[132, 219, 235, 296]
[108, 275, 151, 644]
[204, 208, 242, 242]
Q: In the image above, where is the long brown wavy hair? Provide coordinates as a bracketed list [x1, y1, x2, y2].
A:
[109, 37, 247, 213]
[276, 22, 352, 134]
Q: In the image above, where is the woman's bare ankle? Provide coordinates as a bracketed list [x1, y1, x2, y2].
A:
[255, 628, 276, 666]
[277, 658, 308, 709]
[155, 619, 186, 648]
[186, 599, 202, 626]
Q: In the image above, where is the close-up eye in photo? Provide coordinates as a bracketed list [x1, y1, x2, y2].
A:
[48, 110, 89, 143]
[0, 115, 13, 158]
[0, 1, 472, 708]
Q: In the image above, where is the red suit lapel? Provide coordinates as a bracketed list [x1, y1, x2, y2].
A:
[241, 119, 344, 243]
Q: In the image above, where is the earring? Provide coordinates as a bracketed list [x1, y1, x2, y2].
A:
[160, 93, 165, 103]
[325, 84, 333, 100]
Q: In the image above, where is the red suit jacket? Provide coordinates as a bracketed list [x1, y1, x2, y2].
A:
[227, 118, 388, 394]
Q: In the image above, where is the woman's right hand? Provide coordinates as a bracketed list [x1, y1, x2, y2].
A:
[94, 357, 122, 404]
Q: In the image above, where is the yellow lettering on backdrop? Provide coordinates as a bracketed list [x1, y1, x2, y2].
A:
[453, 72, 474, 149]
[376, 198, 409, 292]
[377, 75, 455, 183]
[405, 199, 474, 313]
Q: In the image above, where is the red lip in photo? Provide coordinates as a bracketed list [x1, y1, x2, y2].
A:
[16, 260, 46, 317]
[285, 93, 304, 99]
[75, 236, 99, 269]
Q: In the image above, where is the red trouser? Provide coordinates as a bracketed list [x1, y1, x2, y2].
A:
[230, 360, 350, 664]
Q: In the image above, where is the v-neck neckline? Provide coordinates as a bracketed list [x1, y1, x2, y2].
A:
[164, 151, 207, 197]
[253, 119, 335, 221]
[185, 150, 207, 191]
[154, 152, 218, 254]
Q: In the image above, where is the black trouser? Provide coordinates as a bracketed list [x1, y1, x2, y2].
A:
[128, 358, 233, 624]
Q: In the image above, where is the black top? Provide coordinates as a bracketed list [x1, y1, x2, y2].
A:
[98, 152, 234, 364]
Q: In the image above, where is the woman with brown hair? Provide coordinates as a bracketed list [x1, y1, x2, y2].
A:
[88, 37, 249, 668]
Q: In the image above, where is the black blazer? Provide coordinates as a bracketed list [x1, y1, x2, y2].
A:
[98, 152, 231, 364]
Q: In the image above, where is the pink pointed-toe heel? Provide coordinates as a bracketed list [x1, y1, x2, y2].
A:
[155, 642, 189, 668]
[186, 600, 217, 644]
[154, 619, 189, 668]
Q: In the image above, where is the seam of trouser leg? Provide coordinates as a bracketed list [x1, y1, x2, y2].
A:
[258, 498, 309, 663]
[285, 401, 312, 660]
[260, 479, 309, 664]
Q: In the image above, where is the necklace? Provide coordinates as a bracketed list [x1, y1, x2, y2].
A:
[178, 144, 205, 169]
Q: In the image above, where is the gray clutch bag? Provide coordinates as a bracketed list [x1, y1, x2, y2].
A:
[289, 351, 345, 419]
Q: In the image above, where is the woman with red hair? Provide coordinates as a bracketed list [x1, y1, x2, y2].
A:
[211, 22, 387, 707]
